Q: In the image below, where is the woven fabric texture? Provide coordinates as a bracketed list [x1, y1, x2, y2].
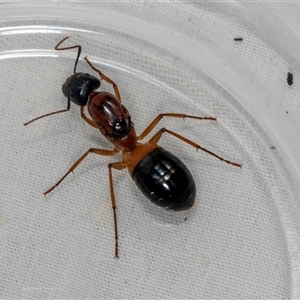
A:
[0, 2, 299, 299]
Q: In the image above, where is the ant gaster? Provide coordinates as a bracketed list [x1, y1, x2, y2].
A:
[24, 37, 242, 258]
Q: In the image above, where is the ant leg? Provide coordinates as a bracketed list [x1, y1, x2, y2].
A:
[83, 56, 121, 101]
[138, 113, 216, 141]
[80, 106, 97, 128]
[24, 91, 71, 126]
[149, 128, 242, 168]
[44, 147, 119, 195]
[108, 162, 127, 258]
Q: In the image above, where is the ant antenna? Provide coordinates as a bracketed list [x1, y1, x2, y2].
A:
[54, 36, 81, 74]
[23, 36, 82, 126]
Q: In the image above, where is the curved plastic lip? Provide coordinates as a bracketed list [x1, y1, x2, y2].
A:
[1, 3, 299, 297]
[1, 4, 300, 188]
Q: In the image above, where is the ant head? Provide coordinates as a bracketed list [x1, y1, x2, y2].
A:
[62, 73, 101, 106]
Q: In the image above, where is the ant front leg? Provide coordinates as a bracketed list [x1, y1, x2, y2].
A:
[84, 56, 121, 102]
[80, 106, 97, 129]
[108, 162, 127, 258]
[138, 113, 216, 141]
[44, 147, 119, 195]
[149, 128, 242, 168]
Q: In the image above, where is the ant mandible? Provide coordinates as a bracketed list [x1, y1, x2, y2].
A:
[24, 36, 242, 258]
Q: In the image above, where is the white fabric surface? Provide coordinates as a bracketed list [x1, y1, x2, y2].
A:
[0, 2, 299, 299]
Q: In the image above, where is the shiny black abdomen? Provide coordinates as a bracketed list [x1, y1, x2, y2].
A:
[132, 147, 196, 211]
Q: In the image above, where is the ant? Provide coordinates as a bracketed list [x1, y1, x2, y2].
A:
[24, 36, 242, 258]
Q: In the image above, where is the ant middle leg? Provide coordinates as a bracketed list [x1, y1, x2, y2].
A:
[149, 128, 242, 168]
[138, 113, 216, 141]
[84, 56, 121, 101]
[44, 147, 120, 195]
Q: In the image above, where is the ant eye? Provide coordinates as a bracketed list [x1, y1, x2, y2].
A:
[112, 118, 130, 138]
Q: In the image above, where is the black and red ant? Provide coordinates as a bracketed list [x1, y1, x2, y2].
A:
[24, 37, 241, 258]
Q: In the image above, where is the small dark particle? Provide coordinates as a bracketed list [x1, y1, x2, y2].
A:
[184, 217, 188, 221]
[234, 38, 243, 41]
[286, 111, 289, 114]
[270, 146, 275, 150]
[287, 72, 293, 85]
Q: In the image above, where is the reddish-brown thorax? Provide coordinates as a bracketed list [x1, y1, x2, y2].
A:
[88, 91, 137, 151]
